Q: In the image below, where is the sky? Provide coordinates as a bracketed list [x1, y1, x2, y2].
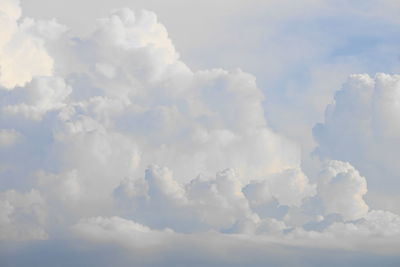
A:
[1, 0, 400, 266]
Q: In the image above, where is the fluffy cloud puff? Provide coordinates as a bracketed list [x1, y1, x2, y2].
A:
[243, 167, 316, 207]
[314, 73, 400, 196]
[0, 0, 62, 89]
[2, 76, 72, 120]
[317, 160, 368, 221]
[114, 166, 258, 233]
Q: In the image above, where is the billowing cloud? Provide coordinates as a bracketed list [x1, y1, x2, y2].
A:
[0, 0, 399, 265]
[3, 76, 72, 120]
[0, 0, 62, 89]
[0, 3, 306, 240]
[114, 166, 258, 232]
[317, 160, 368, 221]
[243, 167, 316, 207]
[314, 73, 400, 202]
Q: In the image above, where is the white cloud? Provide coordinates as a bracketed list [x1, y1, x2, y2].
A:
[114, 166, 257, 232]
[3, 76, 72, 120]
[0, 1, 399, 265]
[0, 7, 302, 237]
[314, 73, 400, 210]
[114, 165, 315, 234]
[0, 0, 58, 89]
[243, 167, 316, 207]
[325, 209, 400, 238]
[317, 160, 368, 221]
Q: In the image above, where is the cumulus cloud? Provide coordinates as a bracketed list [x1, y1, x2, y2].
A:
[314, 73, 400, 202]
[0, 3, 305, 240]
[0, 0, 399, 265]
[317, 160, 368, 221]
[243, 167, 316, 207]
[0, 0, 60, 89]
[2, 76, 72, 120]
[325, 209, 400, 238]
[114, 166, 259, 233]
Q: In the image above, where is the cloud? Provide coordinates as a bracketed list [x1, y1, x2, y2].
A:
[73, 216, 172, 248]
[2, 76, 72, 120]
[0, 190, 47, 241]
[317, 160, 368, 221]
[243, 167, 316, 207]
[114, 166, 258, 233]
[0, 0, 60, 89]
[325, 209, 400, 238]
[0, 5, 305, 239]
[67, 213, 400, 266]
[0, 1, 399, 265]
[314, 73, 400, 200]
[0, 129, 20, 147]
